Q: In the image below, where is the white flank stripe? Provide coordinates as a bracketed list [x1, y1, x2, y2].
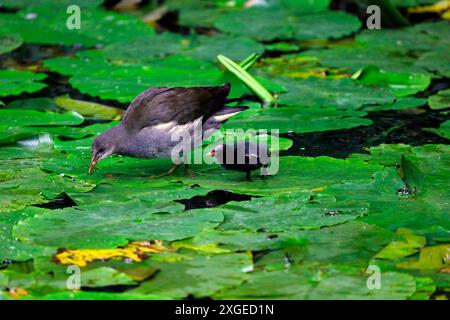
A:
[213, 111, 241, 122]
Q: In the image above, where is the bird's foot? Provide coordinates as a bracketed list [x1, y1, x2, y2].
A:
[149, 164, 180, 179]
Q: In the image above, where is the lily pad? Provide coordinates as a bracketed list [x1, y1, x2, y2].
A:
[223, 105, 372, 134]
[0, 70, 47, 97]
[362, 97, 427, 112]
[43, 54, 222, 102]
[426, 120, 450, 140]
[180, 156, 383, 196]
[0, 207, 56, 261]
[13, 200, 224, 248]
[354, 65, 431, 97]
[214, 9, 361, 42]
[0, 6, 155, 46]
[428, 89, 450, 110]
[0, 108, 84, 126]
[182, 34, 264, 63]
[0, 34, 22, 55]
[215, 191, 366, 232]
[131, 252, 252, 299]
[276, 77, 395, 109]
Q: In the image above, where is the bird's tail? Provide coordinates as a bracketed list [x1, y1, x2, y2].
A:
[202, 106, 248, 139]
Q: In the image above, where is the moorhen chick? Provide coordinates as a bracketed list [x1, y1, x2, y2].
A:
[210, 141, 271, 181]
[89, 83, 247, 175]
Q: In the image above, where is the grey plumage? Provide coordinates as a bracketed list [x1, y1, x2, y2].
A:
[89, 84, 247, 174]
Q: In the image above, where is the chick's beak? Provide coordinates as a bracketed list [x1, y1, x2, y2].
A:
[89, 154, 98, 175]
[209, 149, 216, 157]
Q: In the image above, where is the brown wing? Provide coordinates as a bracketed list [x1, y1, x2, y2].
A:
[121, 84, 231, 132]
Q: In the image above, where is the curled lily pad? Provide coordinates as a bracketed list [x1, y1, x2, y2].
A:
[54, 95, 124, 120]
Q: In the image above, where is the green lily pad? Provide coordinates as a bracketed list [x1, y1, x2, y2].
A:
[0, 108, 84, 126]
[276, 77, 395, 109]
[357, 21, 450, 52]
[256, 221, 394, 270]
[7, 97, 61, 112]
[43, 54, 222, 103]
[300, 46, 423, 74]
[213, 191, 366, 232]
[131, 252, 252, 299]
[99, 32, 190, 63]
[0, 207, 56, 261]
[362, 97, 427, 112]
[0, 70, 47, 97]
[214, 9, 361, 42]
[428, 89, 450, 110]
[307, 271, 416, 300]
[0, 163, 95, 213]
[390, 0, 437, 7]
[223, 106, 372, 134]
[12, 200, 224, 248]
[180, 156, 383, 196]
[426, 120, 450, 140]
[0, 0, 104, 9]
[182, 34, 264, 63]
[0, 34, 22, 55]
[354, 65, 431, 97]
[0, 6, 155, 46]
[190, 228, 303, 252]
[349, 144, 450, 237]
[264, 42, 301, 52]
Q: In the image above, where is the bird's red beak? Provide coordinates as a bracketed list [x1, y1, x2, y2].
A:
[209, 149, 216, 157]
[89, 154, 98, 175]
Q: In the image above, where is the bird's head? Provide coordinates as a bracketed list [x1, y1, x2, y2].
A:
[89, 130, 117, 175]
[209, 144, 224, 163]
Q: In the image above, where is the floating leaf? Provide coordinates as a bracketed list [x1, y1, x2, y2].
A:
[214, 9, 361, 42]
[276, 77, 395, 109]
[354, 65, 431, 97]
[0, 70, 47, 97]
[54, 95, 124, 120]
[0, 34, 22, 55]
[44, 54, 222, 102]
[223, 106, 372, 134]
[0, 6, 155, 46]
[0, 108, 83, 126]
[375, 228, 427, 260]
[130, 252, 252, 299]
[428, 89, 450, 110]
[13, 200, 224, 248]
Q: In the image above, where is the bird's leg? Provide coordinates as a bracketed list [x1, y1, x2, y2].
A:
[184, 163, 195, 178]
[149, 164, 180, 179]
[261, 166, 268, 180]
[246, 170, 252, 181]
